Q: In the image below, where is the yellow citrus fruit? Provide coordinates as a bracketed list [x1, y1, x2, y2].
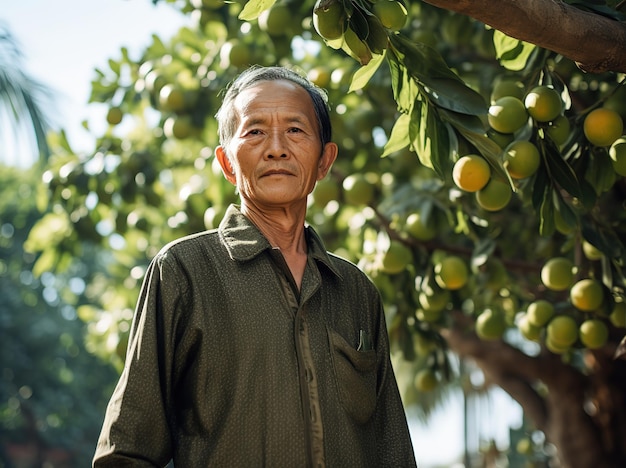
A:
[579, 318, 609, 349]
[488, 96, 528, 134]
[342, 173, 374, 205]
[609, 301, 626, 328]
[452, 154, 491, 192]
[373, 0, 408, 31]
[609, 136, 626, 176]
[546, 115, 571, 146]
[313, 1, 346, 40]
[547, 315, 578, 348]
[526, 299, 554, 327]
[406, 212, 437, 241]
[503, 140, 541, 179]
[524, 86, 563, 122]
[540, 257, 574, 291]
[475, 179, 512, 211]
[381, 241, 413, 274]
[518, 315, 542, 342]
[414, 368, 438, 392]
[106, 107, 123, 125]
[476, 309, 506, 340]
[583, 108, 624, 147]
[570, 278, 604, 312]
[490, 79, 525, 103]
[434, 255, 469, 290]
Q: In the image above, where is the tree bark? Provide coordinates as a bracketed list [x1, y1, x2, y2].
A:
[422, 0, 626, 74]
[441, 311, 626, 467]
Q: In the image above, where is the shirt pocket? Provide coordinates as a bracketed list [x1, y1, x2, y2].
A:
[327, 328, 377, 424]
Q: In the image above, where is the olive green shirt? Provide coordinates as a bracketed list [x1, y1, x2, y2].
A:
[93, 205, 416, 467]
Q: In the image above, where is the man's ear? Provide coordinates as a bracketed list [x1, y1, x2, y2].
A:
[215, 146, 237, 185]
[316, 142, 338, 181]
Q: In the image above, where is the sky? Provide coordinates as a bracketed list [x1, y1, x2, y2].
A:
[1, 1, 523, 465]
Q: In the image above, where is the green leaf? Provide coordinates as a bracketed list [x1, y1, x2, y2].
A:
[382, 112, 411, 157]
[540, 139, 582, 198]
[409, 98, 450, 176]
[493, 30, 536, 71]
[388, 54, 419, 113]
[238, 0, 276, 20]
[349, 51, 385, 92]
[389, 35, 486, 115]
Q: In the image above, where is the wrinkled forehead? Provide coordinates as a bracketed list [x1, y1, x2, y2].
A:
[233, 80, 318, 123]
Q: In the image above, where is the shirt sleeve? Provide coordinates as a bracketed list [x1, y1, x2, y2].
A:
[93, 253, 183, 467]
[371, 293, 418, 467]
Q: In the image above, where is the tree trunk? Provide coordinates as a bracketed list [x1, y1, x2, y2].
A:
[422, 0, 626, 74]
[441, 311, 626, 467]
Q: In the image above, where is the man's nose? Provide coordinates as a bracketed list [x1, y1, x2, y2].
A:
[265, 131, 288, 159]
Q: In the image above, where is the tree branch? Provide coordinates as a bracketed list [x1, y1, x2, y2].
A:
[422, 0, 626, 74]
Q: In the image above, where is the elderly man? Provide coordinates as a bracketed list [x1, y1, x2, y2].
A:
[93, 65, 417, 467]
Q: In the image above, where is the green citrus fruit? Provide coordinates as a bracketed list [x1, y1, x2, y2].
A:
[434, 255, 469, 290]
[342, 173, 374, 205]
[406, 212, 437, 241]
[373, 0, 408, 31]
[540, 257, 574, 291]
[258, 4, 291, 36]
[503, 140, 540, 179]
[524, 86, 563, 122]
[609, 301, 626, 328]
[546, 115, 571, 146]
[518, 315, 542, 342]
[313, 1, 346, 40]
[106, 107, 123, 125]
[490, 79, 525, 103]
[609, 136, 626, 176]
[418, 288, 451, 313]
[547, 315, 578, 348]
[526, 299, 554, 327]
[414, 368, 438, 392]
[570, 278, 604, 312]
[584, 108, 624, 147]
[476, 309, 506, 340]
[582, 240, 603, 260]
[312, 178, 340, 207]
[381, 241, 413, 274]
[159, 84, 186, 112]
[488, 96, 528, 134]
[452, 154, 491, 192]
[475, 179, 512, 211]
[579, 318, 609, 349]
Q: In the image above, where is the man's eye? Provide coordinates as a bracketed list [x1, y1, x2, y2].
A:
[288, 127, 303, 133]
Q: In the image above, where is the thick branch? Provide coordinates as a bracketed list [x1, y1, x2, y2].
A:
[422, 0, 626, 74]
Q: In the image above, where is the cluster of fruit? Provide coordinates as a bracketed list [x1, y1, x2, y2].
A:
[451, 79, 626, 211]
[313, 0, 408, 64]
[517, 255, 626, 353]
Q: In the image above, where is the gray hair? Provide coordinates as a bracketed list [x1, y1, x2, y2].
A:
[215, 66, 332, 153]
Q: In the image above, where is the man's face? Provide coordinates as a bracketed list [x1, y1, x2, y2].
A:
[216, 79, 337, 210]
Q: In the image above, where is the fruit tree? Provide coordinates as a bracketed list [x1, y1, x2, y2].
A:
[26, 0, 626, 466]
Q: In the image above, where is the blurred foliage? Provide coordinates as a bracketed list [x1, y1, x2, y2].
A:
[0, 166, 117, 466]
[15, 0, 626, 464]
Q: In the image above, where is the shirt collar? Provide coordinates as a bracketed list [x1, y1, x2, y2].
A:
[219, 204, 343, 280]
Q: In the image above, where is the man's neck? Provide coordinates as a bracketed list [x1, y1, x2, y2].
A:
[240, 201, 308, 256]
